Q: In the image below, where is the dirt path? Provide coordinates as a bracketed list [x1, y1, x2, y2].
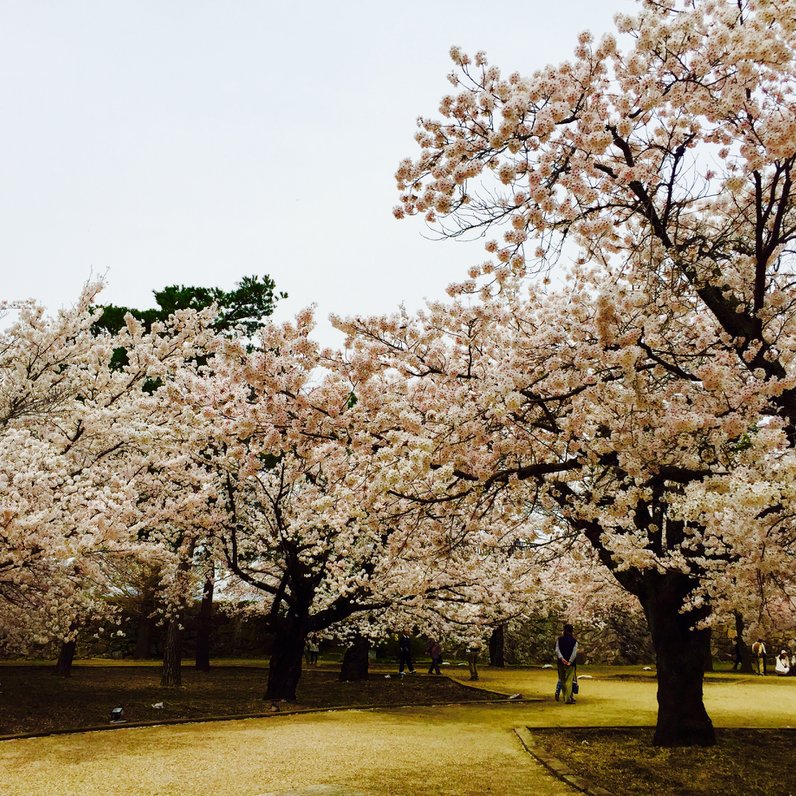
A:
[1, 704, 574, 796]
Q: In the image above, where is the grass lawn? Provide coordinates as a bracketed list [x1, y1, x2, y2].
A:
[1, 663, 794, 795]
[528, 727, 796, 796]
[0, 661, 502, 737]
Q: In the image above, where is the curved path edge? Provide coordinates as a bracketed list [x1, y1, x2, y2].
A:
[0, 691, 535, 743]
[513, 727, 612, 796]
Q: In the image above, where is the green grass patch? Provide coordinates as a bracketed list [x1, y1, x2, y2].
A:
[528, 727, 796, 795]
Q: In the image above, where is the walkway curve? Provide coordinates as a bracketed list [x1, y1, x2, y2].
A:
[2, 703, 576, 796]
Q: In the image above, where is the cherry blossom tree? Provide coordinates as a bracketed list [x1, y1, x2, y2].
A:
[93, 274, 284, 678]
[385, 0, 796, 746]
[337, 264, 795, 746]
[0, 286, 216, 668]
[169, 310, 541, 702]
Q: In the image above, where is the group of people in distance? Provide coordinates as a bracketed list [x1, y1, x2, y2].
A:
[309, 625, 796, 688]
[397, 629, 482, 679]
[400, 623, 581, 701]
[305, 625, 583, 696]
[748, 637, 796, 676]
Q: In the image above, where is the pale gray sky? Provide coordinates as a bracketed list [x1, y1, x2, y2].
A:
[0, 0, 635, 347]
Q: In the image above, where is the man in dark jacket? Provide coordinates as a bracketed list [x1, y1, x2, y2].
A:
[399, 629, 415, 674]
[556, 623, 578, 704]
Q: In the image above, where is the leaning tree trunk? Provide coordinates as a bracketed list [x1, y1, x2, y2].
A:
[161, 618, 183, 687]
[734, 611, 754, 674]
[54, 638, 77, 677]
[640, 572, 716, 747]
[340, 636, 370, 681]
[195, 576, 214, 672]
[265, 620, 307, 702]
[489, 625, 505, 667]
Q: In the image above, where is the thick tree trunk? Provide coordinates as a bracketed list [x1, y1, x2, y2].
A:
[489, 625, 505, 667]
[134, 582, 158, 659]
[733, 612, 754, 674]
[54, 638, 77, 677]
[701, 628, 714, 673]
[340, 636, 370, 681]
[640, 572, 715, 747]
[195, 577, 214, 672]
[265, 623, 306, 702]
[161, 619, 182, 687]
[134, 614, 156, 659]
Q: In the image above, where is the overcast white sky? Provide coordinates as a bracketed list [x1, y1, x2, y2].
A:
[0, 0, 635, 347]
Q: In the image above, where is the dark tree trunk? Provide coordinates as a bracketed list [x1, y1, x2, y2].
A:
[733, 612, 754, 674]
[54, 638, 77, 677]
[340, 636, 370, 681]
[134, 615, 156, 659]
[489, 625, 505, 667]
[161, 618, 182, 687]
[265, 622, 306, 702]
[701, 628, 714, 672]
[640, 572, 715, 747]
[134, 584, 158, 659]
[195, 577, 214, 672]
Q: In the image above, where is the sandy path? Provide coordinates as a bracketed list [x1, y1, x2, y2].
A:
[1, 704, 574, 796]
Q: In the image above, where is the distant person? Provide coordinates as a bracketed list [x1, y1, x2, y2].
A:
[775, 650, 790, 676]
[426, 638, 442, 675]
[751, 638, 767, 675]
[467, 639, 482, 681]
[556, 623, 578, 704]
[398, 628, 416, 674]
[306, 635, 319, 665]
[731, 637, 743, 671]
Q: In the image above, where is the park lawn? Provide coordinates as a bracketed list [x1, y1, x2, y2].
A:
[0, 662, 502, 737]
[2, 663, 794, 795]
[527, 727, 796, 796]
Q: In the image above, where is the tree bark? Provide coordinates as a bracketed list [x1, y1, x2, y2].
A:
[265, 622, 306, 702]
[640, 572, 716, 747]
[340, 636, 370, 681]
[161, 618, 182, 687]
[489, 625, 505, 667]
[133, 585, 157, 659]
[733, 612, 755, 674]
[195, 576, 214, 672]
[701, 627, 714, 673]
[54, 638, 77, 677]
[134, 614, 156, 659]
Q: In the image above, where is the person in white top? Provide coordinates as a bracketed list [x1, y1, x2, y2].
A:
[774, 650, 790, 676]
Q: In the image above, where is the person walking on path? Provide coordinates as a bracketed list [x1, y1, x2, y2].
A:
[426, 638, 443, 675]
[752, 638, 767, 675]
[556, 623, 578, 704]
[467, 639, 482, 681]
[398, 628, 416, 674]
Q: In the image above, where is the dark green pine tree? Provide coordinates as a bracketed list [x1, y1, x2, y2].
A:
[94, 274, 285, 682]
[94, 274, 286, 368]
